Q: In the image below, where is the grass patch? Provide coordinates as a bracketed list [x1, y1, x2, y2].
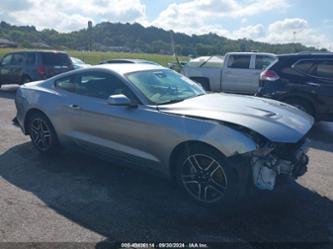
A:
[0, 48, 187, 66]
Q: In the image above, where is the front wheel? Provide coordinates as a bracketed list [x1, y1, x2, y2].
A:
[175, 145, 239, 206]
[28, 113, 60, 154]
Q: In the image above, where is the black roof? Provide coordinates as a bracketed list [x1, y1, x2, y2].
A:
[278, 52, 333, 59]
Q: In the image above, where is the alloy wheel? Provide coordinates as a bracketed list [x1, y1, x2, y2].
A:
[181, 154, 228, 203]
[30, 118, 52, 151]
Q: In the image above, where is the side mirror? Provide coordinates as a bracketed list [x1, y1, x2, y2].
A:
[107, 94, 137, 107]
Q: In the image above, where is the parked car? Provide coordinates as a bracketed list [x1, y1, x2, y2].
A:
[257, 52, 333, 121]
[99, 58, 160, 65]
[181, 52, 276, 94]
[71, 57, 91, 69]
[14, 64, 313, 206]
[0, 50, 74, 87]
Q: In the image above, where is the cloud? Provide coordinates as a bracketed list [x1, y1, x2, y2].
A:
[0, 0, 332, 50]
[268, 18, 307, 34]
[153, 3, 333, 51]
[209, 18, 333, 50]
[0, 0, 31, 11]
[2, 0, 146, 32]
[231, 24, 265, 39]
[152, 0, 289, 33]
[262, 18, 333, 50]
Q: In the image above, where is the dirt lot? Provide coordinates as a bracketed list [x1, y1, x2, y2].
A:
[1, 85, 333, 248]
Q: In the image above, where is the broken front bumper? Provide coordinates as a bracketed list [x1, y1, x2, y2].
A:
[251, 138, 310, 191]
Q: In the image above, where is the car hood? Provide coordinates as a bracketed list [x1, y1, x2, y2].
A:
[158, 93, 314, 143]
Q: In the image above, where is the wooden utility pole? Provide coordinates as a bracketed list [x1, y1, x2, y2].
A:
[88, 21, 93, 51]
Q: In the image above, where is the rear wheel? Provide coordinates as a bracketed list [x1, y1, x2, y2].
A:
[175, 145, 238, 206]
[28, 113, 59, 154]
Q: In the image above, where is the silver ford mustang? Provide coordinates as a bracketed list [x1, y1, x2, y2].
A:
[14, 64, 314, 206]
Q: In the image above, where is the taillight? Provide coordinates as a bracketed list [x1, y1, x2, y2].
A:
[37, 66, 46, 76]
[260, 70, 280, 81]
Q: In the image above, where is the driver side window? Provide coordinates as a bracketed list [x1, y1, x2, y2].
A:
[76, 71, 132, 99]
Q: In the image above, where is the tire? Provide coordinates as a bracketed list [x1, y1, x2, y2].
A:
[175, 144, 239, 207]
[284, 98, 314, 117]
[21, 75, 32, 84]
[28, 112, 60, 154]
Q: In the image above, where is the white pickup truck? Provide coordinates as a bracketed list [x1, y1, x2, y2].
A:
[181, 52, 276, 94]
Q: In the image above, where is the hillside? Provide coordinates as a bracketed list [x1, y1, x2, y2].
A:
[0, 21, 327, 56]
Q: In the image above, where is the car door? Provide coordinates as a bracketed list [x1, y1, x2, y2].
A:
[62, 70, 161, 167]
[0, 54, 13, 84]
[221, 54, 253, 94]
[307, 59, 333, 116]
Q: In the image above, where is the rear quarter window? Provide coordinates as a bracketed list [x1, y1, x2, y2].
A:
[41, 53, 71, 66]
[312, 60, 333, 79]
[55, 75, 76, 92]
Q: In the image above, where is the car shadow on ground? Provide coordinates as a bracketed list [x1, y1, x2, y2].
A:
[0, 85, 18, 99]
[1, 142, 333, 245]
[310, 122, 333, 153]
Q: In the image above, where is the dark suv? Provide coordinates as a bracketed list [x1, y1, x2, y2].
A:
[0, 51, 74, 87]
[257, 53, 333, 121]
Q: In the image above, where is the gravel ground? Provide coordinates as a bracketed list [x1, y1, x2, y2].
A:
[0, 85, 333, 248]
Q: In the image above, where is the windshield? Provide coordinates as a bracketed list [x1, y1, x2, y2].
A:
[127, 69, 205, 105]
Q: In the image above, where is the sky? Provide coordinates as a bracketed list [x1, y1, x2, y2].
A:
[0, 0, 333, 50]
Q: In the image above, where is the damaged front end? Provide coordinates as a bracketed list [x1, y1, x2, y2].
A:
[250, 137, 310, 191]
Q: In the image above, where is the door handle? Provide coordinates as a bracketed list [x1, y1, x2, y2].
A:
[306, 82, 320, 87]
[68, 104, 80, 110]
